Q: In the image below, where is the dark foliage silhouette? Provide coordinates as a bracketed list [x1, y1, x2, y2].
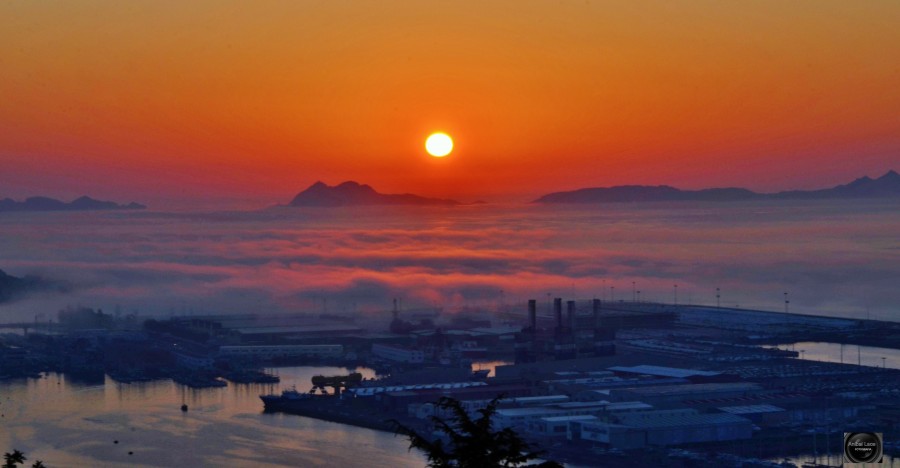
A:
[391, 396, 563, 468]
[3, 450, 45, 468]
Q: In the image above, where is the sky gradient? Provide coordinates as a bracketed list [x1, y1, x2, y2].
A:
[2, 1, 899, 208]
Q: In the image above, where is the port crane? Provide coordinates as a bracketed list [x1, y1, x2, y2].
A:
[309, 372, 362, 396]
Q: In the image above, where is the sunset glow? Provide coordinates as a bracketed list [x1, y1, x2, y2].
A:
[0, 2, 898, 207]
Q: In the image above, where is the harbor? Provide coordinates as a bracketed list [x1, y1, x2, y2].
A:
[4, 296, 900, 467]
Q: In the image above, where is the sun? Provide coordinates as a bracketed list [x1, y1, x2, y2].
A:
[425, 133, 453, 157]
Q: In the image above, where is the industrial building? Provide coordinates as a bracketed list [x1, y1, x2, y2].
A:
[493, 399, 658, 431]
[716, 404, 788, 426]
[231, 324, 364, 343]
[578, 412, 753, 448]
[608, 382, 762, 405]
[514, 298, 616, 364]
[607, 365, 725, 381]
[577, 421, 647, 450]
[218, 344, 343, 359]
[528, 415, 598, 437]
[371, 343, 425, 363]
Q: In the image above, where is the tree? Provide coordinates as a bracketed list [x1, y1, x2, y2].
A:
[391, 396, 563, 468]
[2, 451, 25, 468]
[3, 450, 44, 468]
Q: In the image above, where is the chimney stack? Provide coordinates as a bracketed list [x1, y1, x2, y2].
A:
[567, 300, 576, 330]
[528, 299, 537, 331]
[592, 299, 601, 328]
[554, 298, 562, 330]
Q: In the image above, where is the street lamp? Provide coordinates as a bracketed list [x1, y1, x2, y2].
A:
[716, 287, 720, 308]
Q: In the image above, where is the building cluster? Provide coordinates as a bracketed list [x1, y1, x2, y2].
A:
[3, 295, 900, 465]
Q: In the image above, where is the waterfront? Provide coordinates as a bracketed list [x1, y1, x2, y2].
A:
[765, 342, 900, 370]
[0, 367, 425, 467]
[2, 200, 899, 467]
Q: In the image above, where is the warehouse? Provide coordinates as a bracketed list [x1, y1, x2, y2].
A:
[218, 344, 343, 359]
[717, 404, 788, 426]
[528, 415, 598, 437]
[618, 412, 753, 446]
[609, 382, 761, 405]
[578, 411, 753, 449]
[577, 421, 647, 449]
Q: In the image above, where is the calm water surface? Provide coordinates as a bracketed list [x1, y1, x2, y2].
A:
[765, 342, 900, 370]
[0, 367, 425, 467]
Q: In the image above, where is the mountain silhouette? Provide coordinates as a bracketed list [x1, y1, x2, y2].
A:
[534, 170, 900, 204]
[0, 196, 146, 212]
[0, 269, 51, 304]
[772, 170, 900, 199]
[289, 181, 460, 206]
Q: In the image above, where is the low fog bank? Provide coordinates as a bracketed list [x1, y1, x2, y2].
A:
[0, 201, 897, 323]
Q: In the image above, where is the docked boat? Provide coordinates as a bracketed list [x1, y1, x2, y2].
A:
[259, 386, 312, 411]
[259, 385, 392, 432]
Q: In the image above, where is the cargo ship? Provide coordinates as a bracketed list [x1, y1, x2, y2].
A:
[260, 372, 361, 410]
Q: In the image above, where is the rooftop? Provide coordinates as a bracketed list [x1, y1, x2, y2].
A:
[717, 404, 786, 415]
[618, 412, 751, 429]
[540, 415, 599, 423]
[554, 401, 613, 409]
[496, 407, 567, 418]
[349, 381, 487, 396]
[511, 395, 570, 405]
[608, 365, 721, 379]
[605, 401, 655, 411]
[616, 382, 760, 396]
[233, 324, 363, 335]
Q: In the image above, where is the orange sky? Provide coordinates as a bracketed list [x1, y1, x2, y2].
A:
[1, 1, 899, 208]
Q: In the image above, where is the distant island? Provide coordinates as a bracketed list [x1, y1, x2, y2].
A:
[0, 196, 145, 212]
[289, 181, 461, 207]
[534, 170, 900, 204]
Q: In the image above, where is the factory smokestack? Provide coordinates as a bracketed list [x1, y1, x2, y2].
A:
[592, 298, 601, 328]
[528, 299, 537, 331]
[567, 300, 576, 330]
[554, 298, 562, 330]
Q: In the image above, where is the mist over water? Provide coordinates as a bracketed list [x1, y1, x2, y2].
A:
[0, 199, 897, 322]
